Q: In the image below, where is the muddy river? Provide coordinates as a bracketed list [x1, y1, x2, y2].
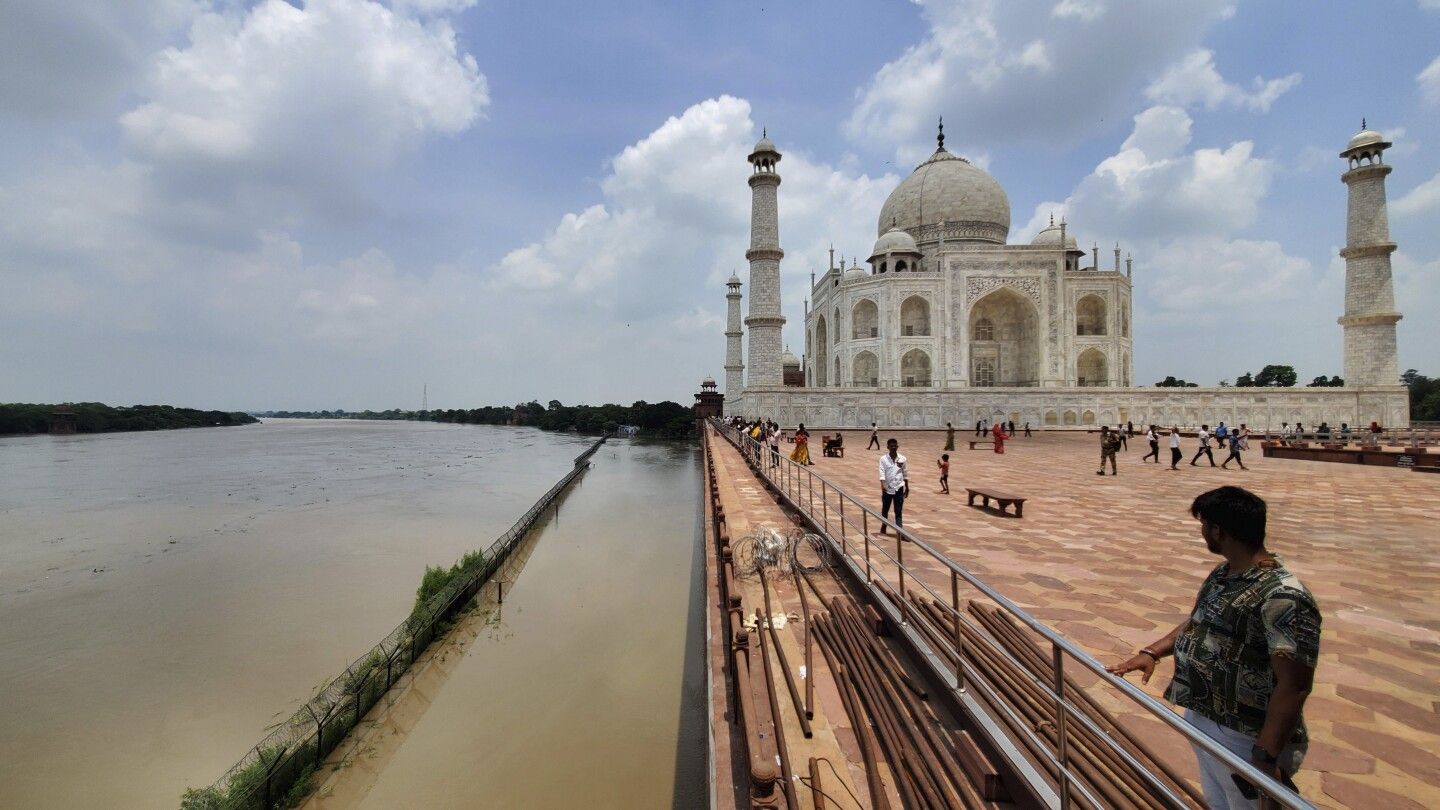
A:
[0, 420, 702, 808]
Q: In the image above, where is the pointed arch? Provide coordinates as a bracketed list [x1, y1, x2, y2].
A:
[814, 315, 829, 387]
[853, 351, 879, 387]
[900, 349, 931, 387]
[852, 299, 879, 339]
[900, 295, 931, 337]
[1076, 294, 1107, 336]
[968, 288, 1040, 387]
[1077, 348, 1109, 387]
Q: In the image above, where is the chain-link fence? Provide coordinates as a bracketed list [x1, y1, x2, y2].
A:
[180, 435, 608, 810]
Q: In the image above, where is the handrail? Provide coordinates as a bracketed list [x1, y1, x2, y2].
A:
[712, 418, 1313, 810]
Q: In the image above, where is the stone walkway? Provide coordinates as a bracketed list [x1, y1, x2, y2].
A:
[786, 428, 1440, 809]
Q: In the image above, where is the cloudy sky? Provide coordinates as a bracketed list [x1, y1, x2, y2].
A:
[2, 0, 1437, 410]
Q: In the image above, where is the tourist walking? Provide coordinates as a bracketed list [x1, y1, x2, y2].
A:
[878, 438, 908, 534]
[944, 422, 955, 451]
[991, 420, 1007, 453]
[1216, 421, 1230, 450]
[1127, 420, 1135, 437]
[1097, 425, 1120, 475]
[1117, 424, 1129, 451]
[768, 424, 781, 467]
[867, 422, 880, 450]
[937, 454, 950, 494]
[1107, 486, 1320, 810]
[791, 424, 812, 465]
[975, 419, 984, 437]
[1222, 430, 1248, 470]
[1023, 422, 1032, 437]
[1169, 426, 1183, 470]
[1007, 420, 1016, 437]
[1237, 424, 1251, 451]
[1192, 425, 1217, 467]
[1142, 425, 1160, 463]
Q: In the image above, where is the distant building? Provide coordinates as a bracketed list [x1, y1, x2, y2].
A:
[693, 376, 725, 420]
[724, 123, 1409, 429]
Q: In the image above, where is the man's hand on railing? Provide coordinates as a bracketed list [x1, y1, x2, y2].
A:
[1106, 653, 1158, 685]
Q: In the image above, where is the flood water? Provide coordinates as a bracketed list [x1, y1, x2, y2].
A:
[0, 420, 702, 808]
[306, 437, 706, 809]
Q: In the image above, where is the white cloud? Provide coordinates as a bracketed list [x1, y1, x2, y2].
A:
[1051, 0, 1105, 22]
[1418, 54, 1440, 105]
[1393, 171, 1440, 217]
[847, 0, 1237, 154]
[1145, 49, 1301, 112]
[1031, 105, 1274, 243]
[121, 0, 488, 171]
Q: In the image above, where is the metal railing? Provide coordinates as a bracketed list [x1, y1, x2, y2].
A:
[183, 435, 608, 810]
[713, 419, 1312, 810]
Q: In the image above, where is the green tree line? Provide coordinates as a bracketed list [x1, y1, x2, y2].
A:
[257, 399, 697, 439]
[0, 403, 257, 436]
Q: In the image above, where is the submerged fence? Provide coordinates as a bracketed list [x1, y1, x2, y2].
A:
[182, 435, 608, 810]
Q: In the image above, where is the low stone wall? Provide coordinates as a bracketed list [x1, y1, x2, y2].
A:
[730, 385, 1410, 430]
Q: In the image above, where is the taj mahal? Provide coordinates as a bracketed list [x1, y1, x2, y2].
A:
[721, 122, 1410, 430]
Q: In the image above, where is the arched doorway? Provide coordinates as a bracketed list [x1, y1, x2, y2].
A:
[852, 299, 879, 339]
[1076, 295, 1107, 336]
[968, 288, 1040, 386]
[1077, 348, 1109, 386]
[814, 315, 828, 387]
[900, 295, 931, 336]
[900, 349, 931, 387]
[853, 351, 879, 387]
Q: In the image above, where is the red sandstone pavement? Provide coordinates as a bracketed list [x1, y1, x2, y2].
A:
[783, 428, 1440, 810]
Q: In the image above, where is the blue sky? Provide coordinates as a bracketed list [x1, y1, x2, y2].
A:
[2, 0, 1437, 410]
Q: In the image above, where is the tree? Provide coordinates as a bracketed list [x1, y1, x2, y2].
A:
[1155, 376, 1199, 388]
[1402, 369, 1440, 421]
[1235, 372, 1255, 387]
[1307, 375, 1345, 387]
[1254, 365, 1298, 387]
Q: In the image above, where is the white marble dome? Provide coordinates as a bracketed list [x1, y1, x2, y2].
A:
[844, 266, 870, 283]
[871, 225, 920, 257]
[781, 348, 800, 367]
[1345, 129, 1385, 152]
[1030, 221, 1078, 250]
[878, 147, 1010, 244]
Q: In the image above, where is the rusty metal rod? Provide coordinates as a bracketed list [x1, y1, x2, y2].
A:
[756, 609, 801, 810]
[830, 602, 972, 810]
[791, 566, 815, 720]
[831, 600, 986, 808]
[973, 604, 1205, 808]
[757, 566, 812, 738]
[813, 628, 890, 810]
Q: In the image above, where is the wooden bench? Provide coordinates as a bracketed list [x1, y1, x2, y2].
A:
[968, 441, 994, 450]
[966, 488, 1026, 518]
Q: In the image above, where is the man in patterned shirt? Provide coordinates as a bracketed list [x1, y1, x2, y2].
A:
[1108, 486, 1320, 808]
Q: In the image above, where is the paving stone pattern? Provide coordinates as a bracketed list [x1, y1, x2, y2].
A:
[790, 429, 1440, 809]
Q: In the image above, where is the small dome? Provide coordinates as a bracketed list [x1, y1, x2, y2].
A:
[752, 133, 778, 154]
[845, 267, 870, 283]
[781, 348, 800, 367]
[870, 226, 920, 257]
[727, 270, 741, 285]
[1345, 129, 1384, 152]
[878, 147, 1010, 244]
[701, 375, 717, 387]
[1030, 222, 1078, 250]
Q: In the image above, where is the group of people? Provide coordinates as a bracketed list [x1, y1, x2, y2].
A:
[1106, 422, 1253, 475]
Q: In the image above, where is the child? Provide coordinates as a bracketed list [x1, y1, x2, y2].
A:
[937, 454, 950, 494]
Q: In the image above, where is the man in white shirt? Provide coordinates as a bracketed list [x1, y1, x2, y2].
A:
[878, 438, 909, 535]
[1169, 427, 1183, 470]
[1191, 424, 1217, 467]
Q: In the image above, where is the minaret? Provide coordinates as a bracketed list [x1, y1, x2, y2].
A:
[724, 271, 745, 401]
[1338, 122, 1403, 387]
[744, 130, 786, 387]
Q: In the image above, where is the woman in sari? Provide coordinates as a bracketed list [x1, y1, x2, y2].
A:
[944, 422, 955, 451]
[991, 420, 1006, 454]
[791, 423, 813, 465]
